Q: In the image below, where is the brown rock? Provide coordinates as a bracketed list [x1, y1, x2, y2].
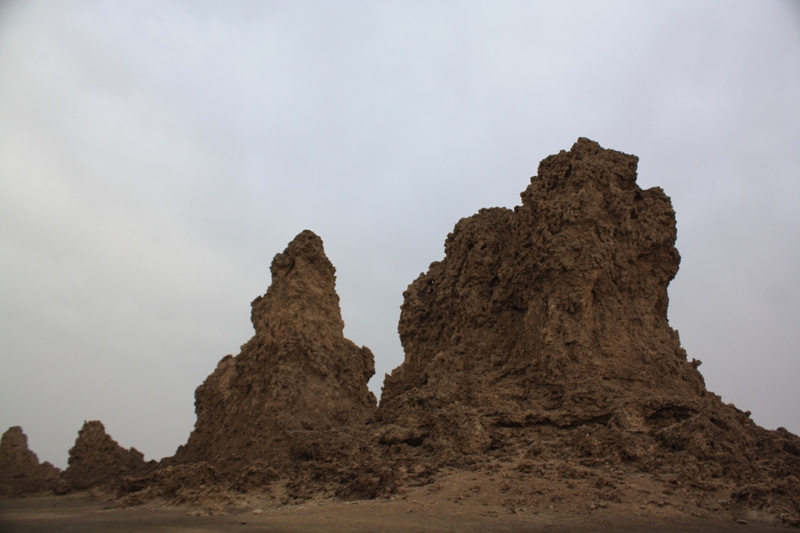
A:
[175, 230, 377, 470]
[115, 461, 222, 506]
[30, 139, 800, 524]
[378, 138, 800, 521]
[62, 420, 152, 491]
[380, 137, 704, 450]
[0, 426, 60, 496]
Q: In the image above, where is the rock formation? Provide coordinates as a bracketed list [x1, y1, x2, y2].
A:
[0, 427, 60, 496]
[62, 420, 152, 491]
[174, 230, 377, 470]
[3, 139, 799, 525]
[380, 137, 701, 448]
[378, 138, 800, 522]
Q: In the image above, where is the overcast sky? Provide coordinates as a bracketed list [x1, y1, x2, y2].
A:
[1, 0, 798, 469]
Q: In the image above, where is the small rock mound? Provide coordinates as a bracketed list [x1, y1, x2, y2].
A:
[62, 421, 153, 491]
[0, 427, 60, 496]
[115, 461, 224, 507]
[175, 230, 377, 471]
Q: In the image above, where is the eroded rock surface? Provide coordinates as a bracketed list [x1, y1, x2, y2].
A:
[5, 139, 799, 525]
[0, 427, 60, 496]
[381, 138, 702, 447]
[175, 230, 377, 470]
[378, 138, 800, 522]
[62, 421, 152, 491]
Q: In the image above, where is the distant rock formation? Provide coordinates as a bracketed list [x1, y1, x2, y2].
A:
[175, 230, 377, 470]
[0, 427, 60, 496]
[62, 421, 153, 491]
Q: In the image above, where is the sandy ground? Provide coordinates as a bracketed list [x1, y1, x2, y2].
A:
[2, 464, 791, 532]
[0, 489, 789, 533]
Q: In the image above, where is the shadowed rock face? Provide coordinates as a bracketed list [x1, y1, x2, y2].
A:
[0, 427, 60, 496]
[176, 230, 376, 469]
[62, 421, 151, 491]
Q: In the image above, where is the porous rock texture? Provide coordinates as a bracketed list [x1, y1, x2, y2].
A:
[5, 139, 799, 525]
[61, 420, 153, 491]
[378, 138, 800, 523]
[380, 137, 701, 448]
[0, 427, 60, 496]
[174, 230, 377, 471]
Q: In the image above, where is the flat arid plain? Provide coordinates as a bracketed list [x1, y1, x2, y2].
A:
[0, 475, 792, 533]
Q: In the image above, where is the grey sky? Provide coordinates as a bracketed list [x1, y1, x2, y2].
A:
[1, 0, 798, 469]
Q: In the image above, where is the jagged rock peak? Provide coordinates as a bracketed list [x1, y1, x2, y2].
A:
[62, 421, 150, 491]
[0, 427, 40, 476]
[371, 141, 800, 526]
[380, 137, 703, 448]
[251, 229, 345, 340]
[176, 230, 376, 469]
[0, 426, 60, 496]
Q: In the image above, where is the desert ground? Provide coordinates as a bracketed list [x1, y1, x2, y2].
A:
[0, 495, 787, 533]
[1, 467, 790, 533]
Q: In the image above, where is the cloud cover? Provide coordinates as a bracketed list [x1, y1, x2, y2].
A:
[1, 0, 798, 468]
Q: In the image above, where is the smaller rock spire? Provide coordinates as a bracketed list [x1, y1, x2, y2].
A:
[62, 421, 150, 491]
[0, 426, 60, 496]
[176, 230, 376, 469]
